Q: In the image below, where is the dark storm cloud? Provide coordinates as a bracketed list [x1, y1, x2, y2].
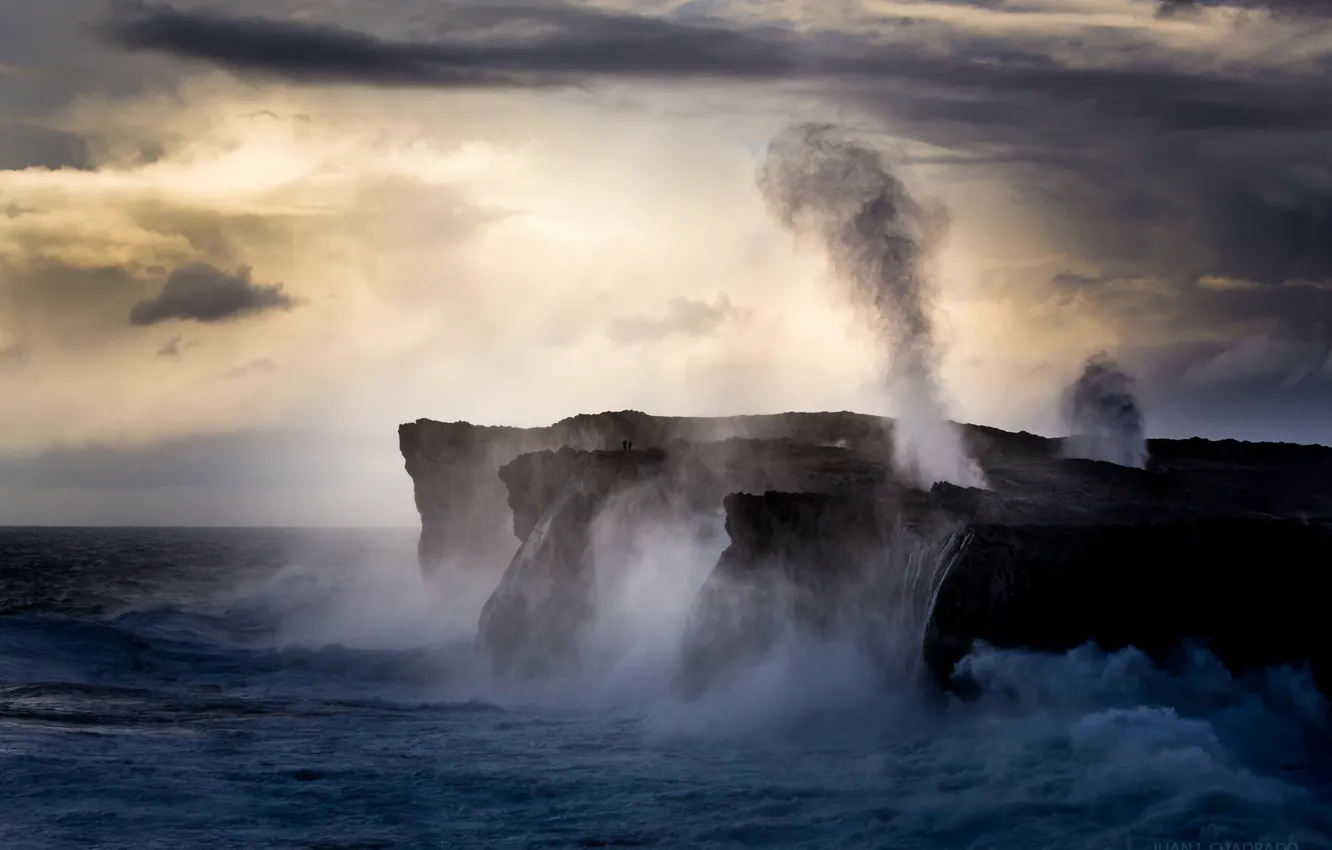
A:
[607, 294, 747, 344]
[101, 3, 1331, 130]
[1050, 273, 1332, 341]
[0, 0, 168, 172]
[0, 209, 302, 353]
[104, 2, 804, 85]
[102, 3, 1331, 135]
[128, 262, 297, 325]
[1158, 0, 1332, 18]
[833, 46, 1332, 287]
[101, 2, 1332, 293]
[1047, 273, 1332, 443]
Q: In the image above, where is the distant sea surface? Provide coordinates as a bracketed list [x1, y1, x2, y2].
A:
[1, 526, 1329, 850]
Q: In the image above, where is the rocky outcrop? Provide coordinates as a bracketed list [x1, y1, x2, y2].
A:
[672, 439, 1332, 699]
[475, 438, 893, 677]
[675, 486, 982, 698]
[402, 410, 1332, 699]
[398, 421, 550, 574]
[677, 491, 892, 698]
[927, 520, 1332, 697]
[397, 409, 1167, 573]
[476, 449, 671, 678]
[399, 411, 895, 573]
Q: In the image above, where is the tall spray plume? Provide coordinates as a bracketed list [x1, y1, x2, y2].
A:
[758, 124, 985, 489]
[1061, 353, 1148, 468]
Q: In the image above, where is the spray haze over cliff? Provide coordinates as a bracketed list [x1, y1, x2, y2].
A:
[758, 125, 985, 490]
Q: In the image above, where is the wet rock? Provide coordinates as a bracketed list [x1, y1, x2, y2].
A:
[927, 519, 1332, 697]
[402, 410, 1332, 698]
[476, 450, 669, 678]
[475, 440, 890, 678]
[675, 489, 974, 698]
[399, 412, 895, 574]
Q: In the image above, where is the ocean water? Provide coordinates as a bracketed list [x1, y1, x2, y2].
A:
[1, 526, 1329, 850]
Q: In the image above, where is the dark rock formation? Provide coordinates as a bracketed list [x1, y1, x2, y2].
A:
[927, 522, 1332, 703]
[475, 438, 891, 677]
[477, 448, 670, 678]
[398, 421, 546, 574]
[676, 486, 982, 698]
[676, 442, 1332, 699]
[677, 491, 899, 698]
[402, 410, 1332, 699]
[399, 410, 893, 574]
[928, 520, 1332, 697]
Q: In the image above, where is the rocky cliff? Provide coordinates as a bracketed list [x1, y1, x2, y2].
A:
[402, 411, 1332, 698]
[926, 520, 1332, 698]
[477, 448, 672, 677]
[398, 410, 894, 574]
[474, 437, 893, 676]
[676, 487, 979, 698]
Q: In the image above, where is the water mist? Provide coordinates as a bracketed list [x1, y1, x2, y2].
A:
[758, 124, 985, 489]
[1061, 352, 1149, 468]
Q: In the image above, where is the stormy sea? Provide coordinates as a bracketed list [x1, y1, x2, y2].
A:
[1, 526, 1329, 850]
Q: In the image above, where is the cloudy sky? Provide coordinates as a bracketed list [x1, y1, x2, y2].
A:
[1, 0, 1330, 525]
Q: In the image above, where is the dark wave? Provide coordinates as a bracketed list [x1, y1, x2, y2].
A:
[3, 527, 1330, 849]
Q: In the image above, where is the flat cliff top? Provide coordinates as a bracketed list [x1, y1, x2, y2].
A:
[399, 410, 893, 460]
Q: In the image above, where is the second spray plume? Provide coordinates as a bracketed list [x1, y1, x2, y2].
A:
[759, 124, 985, 489]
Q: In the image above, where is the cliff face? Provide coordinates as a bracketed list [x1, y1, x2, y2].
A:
[398, 421, 539, 574]
[476, 448, 671, 678]
[398, 411, 894, 574]
[672, 445, 1332, 699]
[676, 485, 996, 698]
[474, 438, 890, 677]
[927, 520, 1332, 697]
[402, 410, 1332, 701]
[676, 491, 900, 698]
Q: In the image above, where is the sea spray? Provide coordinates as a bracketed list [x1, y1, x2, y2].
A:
[759, 124, 985, 489]
[1062, 352, 1149, 468]
[651, 519, 971, 740]
[854, 524, 967, 686]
